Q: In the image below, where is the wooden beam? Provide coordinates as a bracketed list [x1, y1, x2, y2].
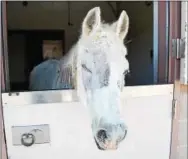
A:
[157, 1, 168, 84]
[168, 1, 181, 83]
[170, 81, 188, 159]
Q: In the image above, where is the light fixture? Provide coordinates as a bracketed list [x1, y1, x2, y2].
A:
[22, 1, 28, 7]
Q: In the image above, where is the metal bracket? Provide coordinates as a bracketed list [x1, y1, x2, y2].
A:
[172, 38, 186, 59]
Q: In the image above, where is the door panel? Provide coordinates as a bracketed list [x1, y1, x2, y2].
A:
[2, 85, 173, 159]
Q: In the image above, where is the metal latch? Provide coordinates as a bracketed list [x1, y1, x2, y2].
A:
[172, 38, 186, 59]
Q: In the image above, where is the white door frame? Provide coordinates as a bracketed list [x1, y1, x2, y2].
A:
[180, 1, 188, 84]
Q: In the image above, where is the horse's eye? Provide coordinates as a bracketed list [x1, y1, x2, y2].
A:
[123, 69, 130, 75]
[81, 64, 92, 73]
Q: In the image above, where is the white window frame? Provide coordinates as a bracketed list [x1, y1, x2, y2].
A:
[180, 1, 188, 84]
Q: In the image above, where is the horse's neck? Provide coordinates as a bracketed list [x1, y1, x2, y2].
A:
[60, 44, 77, 66]
[59, 44, 78, 88]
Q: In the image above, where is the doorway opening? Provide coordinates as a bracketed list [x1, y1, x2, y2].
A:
[6, 1, 155, 92]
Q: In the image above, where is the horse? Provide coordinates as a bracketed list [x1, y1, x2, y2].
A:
[29, 7, 130, 150]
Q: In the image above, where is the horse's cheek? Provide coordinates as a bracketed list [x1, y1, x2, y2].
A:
[77, 68, 88, 108]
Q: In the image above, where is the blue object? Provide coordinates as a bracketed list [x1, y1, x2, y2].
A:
[29, 59, 74, 91]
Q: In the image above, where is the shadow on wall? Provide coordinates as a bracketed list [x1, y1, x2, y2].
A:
[126, 27, 153, 86]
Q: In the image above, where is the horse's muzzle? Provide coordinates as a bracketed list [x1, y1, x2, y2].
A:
[94, 124, 127, 150]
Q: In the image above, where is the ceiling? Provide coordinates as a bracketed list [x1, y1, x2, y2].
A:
[7, 1, 153, 40]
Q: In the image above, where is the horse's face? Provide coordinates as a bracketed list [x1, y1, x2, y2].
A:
[76, 7, 129, 150]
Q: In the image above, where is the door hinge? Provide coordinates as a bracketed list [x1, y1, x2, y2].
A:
[172, 99, 177, 119]
[172, 38, 186, 59]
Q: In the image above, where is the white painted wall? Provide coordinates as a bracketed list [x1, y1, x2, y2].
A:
[7, 1, 153, 86]
[2, 85, 173, 159]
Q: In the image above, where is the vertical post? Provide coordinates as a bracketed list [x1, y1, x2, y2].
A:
[153, 1, 158, 84]
[0, 1, 8, 159]
[168, 1, 183, 159]
[165, 1, 170, 83]
[1, 1, 9, 92]
[157, 1, 169, 84]
[180, 1, 188, 85]
[168, 1, 181, 83]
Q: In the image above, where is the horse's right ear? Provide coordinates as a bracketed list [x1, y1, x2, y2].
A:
[82, 7, 101, 36]
[114, 10, 129, 40]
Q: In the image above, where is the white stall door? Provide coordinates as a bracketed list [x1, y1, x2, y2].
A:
[2, 84, 173, 159]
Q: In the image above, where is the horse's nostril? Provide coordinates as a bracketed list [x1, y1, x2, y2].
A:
[125, 129, 127, 136]
[97, 129, 108, 142]
[121, 129, 128, 141]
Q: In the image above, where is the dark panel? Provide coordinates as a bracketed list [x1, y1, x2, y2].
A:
[8, 29, 65, 91]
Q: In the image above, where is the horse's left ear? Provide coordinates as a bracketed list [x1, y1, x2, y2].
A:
[82, 7, 101, 36]
[115, 10, 129, 40]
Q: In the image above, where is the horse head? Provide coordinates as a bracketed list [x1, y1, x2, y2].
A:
[76, 7, 130, 150]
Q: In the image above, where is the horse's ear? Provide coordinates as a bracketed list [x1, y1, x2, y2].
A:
[115, 10, 129, 40]
[82, 7, 101, 36]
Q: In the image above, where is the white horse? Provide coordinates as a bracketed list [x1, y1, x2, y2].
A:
[29, 7, 130, 150]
